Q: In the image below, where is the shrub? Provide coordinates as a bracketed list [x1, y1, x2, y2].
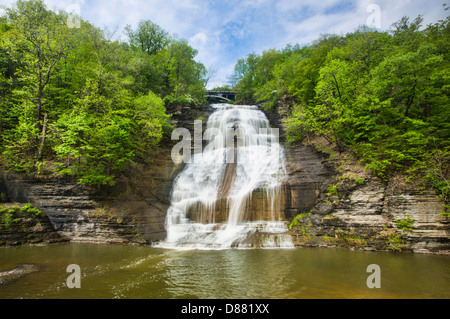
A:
[1, 212, 14, 228]
[163, 95, 195, 108]
[327, 184, 338, 197]
[395, 215, 415, 231]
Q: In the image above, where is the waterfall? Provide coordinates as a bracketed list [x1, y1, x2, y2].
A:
[158, 104, 294, 249]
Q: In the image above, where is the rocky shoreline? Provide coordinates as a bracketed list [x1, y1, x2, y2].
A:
[284, 151, 450, 255]
[0, 263, 42, 286]
[0, 202, 67, 247]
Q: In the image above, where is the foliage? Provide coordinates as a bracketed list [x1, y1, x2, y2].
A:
[0, 0, 207, 187]
[395, 215, 415, 231]
[0, 203, 43, 231]
[334, 229, 367, 248]
[1, 212, 14, 228]
[232, 13, 450, 200]
[125, 20, 169, 55]
[288, 212, 312, 230]
[164, 95, 196, 108]
[327, 184, 338, 197]
[377, 227, 406, 252]
[211, 85, 232, 91]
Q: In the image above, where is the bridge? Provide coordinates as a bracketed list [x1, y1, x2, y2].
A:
[206, 90, 237, 103]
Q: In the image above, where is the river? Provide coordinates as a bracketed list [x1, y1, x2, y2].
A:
[0, 243, 448, 299]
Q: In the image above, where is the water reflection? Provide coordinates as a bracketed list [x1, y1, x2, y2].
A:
[0, 244, 448, 299]
[162, 249, 296, 298]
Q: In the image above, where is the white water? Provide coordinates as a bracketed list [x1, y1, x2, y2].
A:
[158, 104, 294, 250]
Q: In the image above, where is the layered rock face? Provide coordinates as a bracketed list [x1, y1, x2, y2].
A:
[0, 148, 179, 245]
[288, 175, 450, 254]
[256, 95, 449, 252]
[266, 104, 449, 255]
[383, 183, 449, 254]
[283, 145, 335, 220]
[0, 202, 66, 246]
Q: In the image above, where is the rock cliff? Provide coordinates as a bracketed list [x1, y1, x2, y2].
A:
[268, 99, 450, 255]
[0, 202, 66, 247]
[1, 102, 448, 254]
[0, 148, 179, 245]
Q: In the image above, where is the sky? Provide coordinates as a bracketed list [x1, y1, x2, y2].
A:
[1, 0, 448, 89]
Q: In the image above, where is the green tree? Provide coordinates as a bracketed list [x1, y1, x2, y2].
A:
[313, 58, 355, 150]
[130, 91, 173, 159]
[371, 44, 445, 118]
[6, 0, 76, 129]
[154, 38, 207, 102]
[125, 20, 169, 55]
[232, 52, 260, 103]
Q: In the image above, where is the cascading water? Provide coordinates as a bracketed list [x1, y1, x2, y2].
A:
[158, 104, 294, 250]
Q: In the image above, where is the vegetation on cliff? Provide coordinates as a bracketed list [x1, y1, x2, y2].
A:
[232, 13, 450, 212]
[0, 0, 208, 187]
[0, 201, 65, 246]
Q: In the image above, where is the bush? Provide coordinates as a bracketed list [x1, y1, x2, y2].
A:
[1, 212, 14, 228]
[163, 95, 195, 108]
[395, 215, 415, 231]
[327, 184, 338, 197]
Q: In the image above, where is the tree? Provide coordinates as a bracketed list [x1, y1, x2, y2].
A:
[232, 53, 260, 103]
[125, 20, 169, 55]
[154, 38, 206, 101]
[390, 15, 424, 51]
[130, 91, 172, 159]
[6, 0, 76, 129]
[371, 44, 445, 118]
[312, 58, 355, 150]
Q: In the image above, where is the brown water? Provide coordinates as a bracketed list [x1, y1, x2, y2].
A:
[0, 243, 448, 299]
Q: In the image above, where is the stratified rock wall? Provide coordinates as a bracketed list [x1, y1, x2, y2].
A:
[0, 148, 179, 244]
[383, 182, 449, 254]
[266, 98, 450, 255]
[283, 145, 335, 220]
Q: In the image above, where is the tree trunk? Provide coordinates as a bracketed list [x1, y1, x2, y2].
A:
[36, 86, 43, 130]
[37, 113, 48, 160]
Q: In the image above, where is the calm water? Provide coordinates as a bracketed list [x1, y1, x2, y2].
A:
[0, 243, 448, 299]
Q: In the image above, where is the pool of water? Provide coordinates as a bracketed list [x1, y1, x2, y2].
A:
[0, 243, 448, 299]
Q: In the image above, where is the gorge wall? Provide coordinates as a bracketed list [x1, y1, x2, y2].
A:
[282, 146, 449, 255]
[1, 102, 449, 254]
[0, 147, 178, 245]
[267, 98, 450, 255]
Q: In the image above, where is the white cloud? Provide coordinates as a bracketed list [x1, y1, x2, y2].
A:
[190, 32, 208, 47]
[1, 0, 447, 86]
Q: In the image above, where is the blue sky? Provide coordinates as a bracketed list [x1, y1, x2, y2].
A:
[1, 0, 448, 88]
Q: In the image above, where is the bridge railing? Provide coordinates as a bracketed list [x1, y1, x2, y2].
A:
[207, 90, 238, 94]
[206, 90, 237, 101]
